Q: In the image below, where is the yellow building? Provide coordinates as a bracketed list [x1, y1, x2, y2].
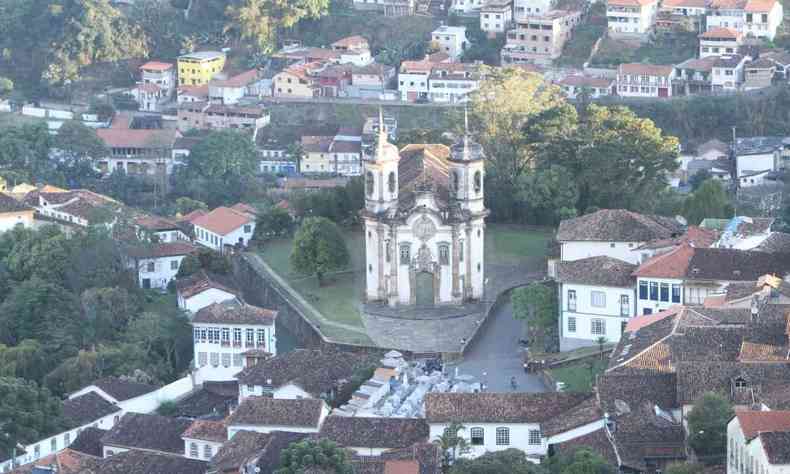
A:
[177, 51, 227, 86]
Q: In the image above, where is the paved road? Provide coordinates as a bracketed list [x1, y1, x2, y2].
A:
[450, 299, 547, 393]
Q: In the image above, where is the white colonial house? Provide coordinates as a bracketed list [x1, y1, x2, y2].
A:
[424, 393, 603, 460]
[362, 110, 486, 307]
[399, 59, 433, 102]
[513, 0, 554, 19]
[734, 136, 781, 181]
[616, 63, 675, 98]
[556, 256, 637, 351]
[555, 209, 684, 265]
[699, 27, 743, 57]
[727, 410, 790, 474]
[176, 270, 240, 314]
[707, 0, 783, 41]
[192, 206, 256, 252]
[607, 0, 659, 38]
[191, 299, 277, 382]
[480, 0, 513, 35]
[431, 26, 468, 60]
[126, 242, 196, 290]
[182, 420, 226, 461]
[634, 243, 790, 314]
[226, 397, 329, 438]
[134, 214, 190, 243]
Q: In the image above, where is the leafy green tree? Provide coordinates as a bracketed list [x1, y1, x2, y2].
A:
[156, 400, 178, 416]
[512, 281, 557, 351]
[0, 77, 12, 96]
[0, 340, 48, 382]
[0, 377, 66, 460]
[0, 123, 56, 185]
[451, 449, 543, 474]
[275, 438, 353, 474]
[175, 197, 208, 216]
[176, 248, 232, 278]
[226, 0, 330, 54]
[516, 165, 579, 225]
[434, 422, 471, 471]
[545, 446, 613, 474]
[290, 217, 349, 285]
[682, 179, 732, 226]
[687, 392, 734, 461]
[80, 287, 136, 348]
[549, 105, 679, 211]
[664, 463, 704, 474]
[255, 205, 293, 240]
[184, 130, 259, 180]
[53, 121, 106, 186]
[688, 169, 712, 192]
[126, 308, 193, 378]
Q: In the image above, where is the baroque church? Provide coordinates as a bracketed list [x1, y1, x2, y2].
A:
[362, 110, 487, 307]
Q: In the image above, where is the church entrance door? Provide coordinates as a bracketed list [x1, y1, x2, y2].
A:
[415, 272, 435, 307]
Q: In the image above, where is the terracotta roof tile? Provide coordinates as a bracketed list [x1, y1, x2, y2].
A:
[96, 128, 178, 149]
[192, 206, 254, 236]
[182, 419, 227, 443]
[760, 431, 790, 463]
[424, 392, 593, 424]
[556, 256, 636, 287]
[319, 417, 429, 449]
[227, 397, 325, 428]
[557, 209, 683, 242]
[89, 376, 157, 401]
[175, 269, 240, 300]
[126, 241, 196, 259]
[101, 413, 193, 454]
[700, 27, 742, 39]
[739, 341, 789, 362]
[140, 61, 173, 71]
[745, 0, 777, 11]
[93, 450, 206, 474]
[619, 63, 675, 76]
[633, 243, 694, 278]
[737, 410, 790, 439]
[192, 300, 276, 326]
[9, 449, 99, 474]
[62, 391, 120, 427]
[211, 69, 258, 88]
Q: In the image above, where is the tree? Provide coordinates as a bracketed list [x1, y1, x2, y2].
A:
[516, 165, 579, 225]
[80, 287, 136, 348]
[434, 422, 471, 471]
[687, 392, 734, 461]
[175, 197, 208, 216]
[0, 340, 48, 382]
[548, 105, 680, 212]
[0, 123, 56, 185]
[290, 217, 349, 285]
[176, 248, 232, 278]
[682, 179, 732, 226]
[255, 205, 293, 240]
[0, 77, 12, 96]
[0, 377, 66, 460]
[688, 169, 712, 191]
[125, 307, 193, 379]
[545, 446, 613, 474]
[596, 336, 608, 360]
[53, 121, 106, 186]
[184, 130, 258, 181]
[451, 449, 543, 474]
[226, 0, 330, 54]
[512, 282, 557, 351]
[275, 438, 353, 474]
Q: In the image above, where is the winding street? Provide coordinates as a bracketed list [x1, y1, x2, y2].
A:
[450, 299, 547, 393]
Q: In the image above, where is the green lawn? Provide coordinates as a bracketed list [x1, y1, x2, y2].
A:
[259, 224, 550, 333]
[258, 230, 365, 327]
[485, 224, 551, 265]
[549, 358, 608, 392]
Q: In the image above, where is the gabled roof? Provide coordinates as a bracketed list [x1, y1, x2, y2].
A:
[96, 128, 178, 149]
[140, 61, 173, 71]
[556, 256, 636, 287]
[211, 69, 258, 88]
[209, 430, 273, 472]
[62, 391, 121, 427]
[192, 206, 254, 236]
[618, 63, 675, 76]
[87, 376, 157, 401]
[135, 214, 182, 232]
[557, 209, 683, 242]
[736, 410, 790, 439]
[319, 417, 430, 449]
[632, 243, 695, 278]
[424, 392, 593, 424]
[92, 450, 207, 474]
[700, 27, 742, 39]
[101, 413, 193, 454]
[227, 397, 325, 427]
[126, 241, 197, 259]
[754, 232, 790, 253]
[182, 419, 227, 443]
[745, 0, 777, 12]
[760, 431, 790, 464]
[68, 427, 107, 458]
[662, 0, 707, 7]
[633, 244, 790, 280]
[236, 349, 372, 397]
[192, 300, 276, 326]
[173, 380, 238, 419]
[9, 449, 99, 474]
[175, 269, 240, 300]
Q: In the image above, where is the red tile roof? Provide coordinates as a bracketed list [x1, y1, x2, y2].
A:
[127, 242, 197, 259]
[140, 61, 173, 71]
[211, 69, 258, 88]
[619, 63, 675, 76]
[745, 0, 777, 12]
[700, 27, 742, 39]
[96, 128, 178, 149]
[181, 420, 227, 443]
[632, 243, 695, 278]
[384, 460, 420, 474]
[178, 84, 209, 99]
[331, 35, 369, 49]
[625, 306, 683, 332]
[192, 206, 254, 236]
[608, 0, 657, 6]
[662, 0, 708, 7]
[179, 209, 208, 223]
[736, 410, 790, 439]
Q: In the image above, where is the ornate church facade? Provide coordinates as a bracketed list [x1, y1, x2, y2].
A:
[362, 111, 487, 307]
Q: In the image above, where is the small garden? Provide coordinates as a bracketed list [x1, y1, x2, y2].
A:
[548, 357, 609, 392]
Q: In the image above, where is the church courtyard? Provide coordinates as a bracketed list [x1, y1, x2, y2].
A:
[255, 224, 551, 344]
